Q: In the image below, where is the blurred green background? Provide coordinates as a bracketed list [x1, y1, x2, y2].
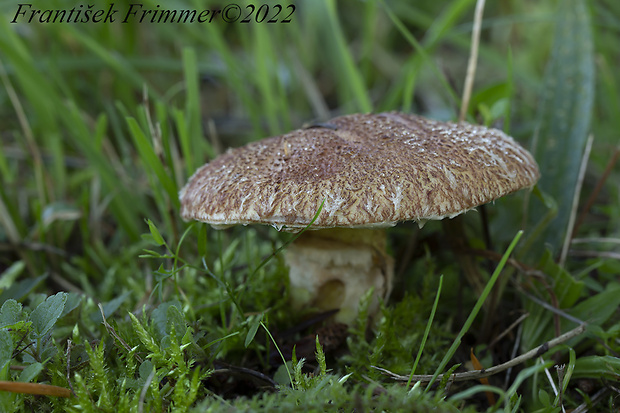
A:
[1, 0, 619, 411]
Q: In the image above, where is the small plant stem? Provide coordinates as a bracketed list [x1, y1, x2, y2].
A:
[261, 321, 294, 389]
[559, 133, 593, 267]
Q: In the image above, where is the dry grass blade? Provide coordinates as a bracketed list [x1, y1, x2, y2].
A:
[0, 381, 72, 398]
[541, 358, 565, 413]
[459, 0, 486, 122]
[571, 145, 620, 238]
[571, 237, 620, 245]
[568, 250, 620, 260]
[571, 387, 610, 413]
[470, 349, 495, 405]
[559, 133, 594, 267]
[98, 303, 143, 363]
[488, 313, 529, 349]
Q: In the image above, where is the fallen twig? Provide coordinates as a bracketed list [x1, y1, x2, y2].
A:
[373, 323, 586, 384]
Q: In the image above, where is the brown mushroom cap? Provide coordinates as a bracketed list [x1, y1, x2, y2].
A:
[180, 112, 540, 230]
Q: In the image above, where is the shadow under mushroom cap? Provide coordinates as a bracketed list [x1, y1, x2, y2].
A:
[179, 112, 540, 231]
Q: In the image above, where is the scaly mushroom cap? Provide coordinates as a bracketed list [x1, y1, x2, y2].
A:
[180, 112, 540, 230]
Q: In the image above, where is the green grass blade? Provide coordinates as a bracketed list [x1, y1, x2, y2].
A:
[527, 0, 594, 254]
[61, 105, 143, 239]
[126, 117, 179, 209]
[379, 0, 473, 112]
[572, 355, 620, 381]
[323, 0, 373, 112]
[251, 23, 285, 135]
[425, 231, 523, 393]
[61, 24, 160, 101]
[182, 48, 203, 175]
[407, 274, 442, 387]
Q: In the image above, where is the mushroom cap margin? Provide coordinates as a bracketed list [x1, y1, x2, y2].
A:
[179, 112, 540, 230]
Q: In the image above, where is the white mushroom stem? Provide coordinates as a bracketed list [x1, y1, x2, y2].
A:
[283, 228, 393, 324]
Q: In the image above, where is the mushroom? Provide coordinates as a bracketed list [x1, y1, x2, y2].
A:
[179, 112, 539, 324]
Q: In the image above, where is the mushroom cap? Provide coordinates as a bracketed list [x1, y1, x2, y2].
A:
[180, 112, 540, 230]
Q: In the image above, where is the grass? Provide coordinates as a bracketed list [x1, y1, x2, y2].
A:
[1, 0, 619, 411]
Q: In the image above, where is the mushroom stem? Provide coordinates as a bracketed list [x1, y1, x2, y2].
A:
[283, 228, 393, 324]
